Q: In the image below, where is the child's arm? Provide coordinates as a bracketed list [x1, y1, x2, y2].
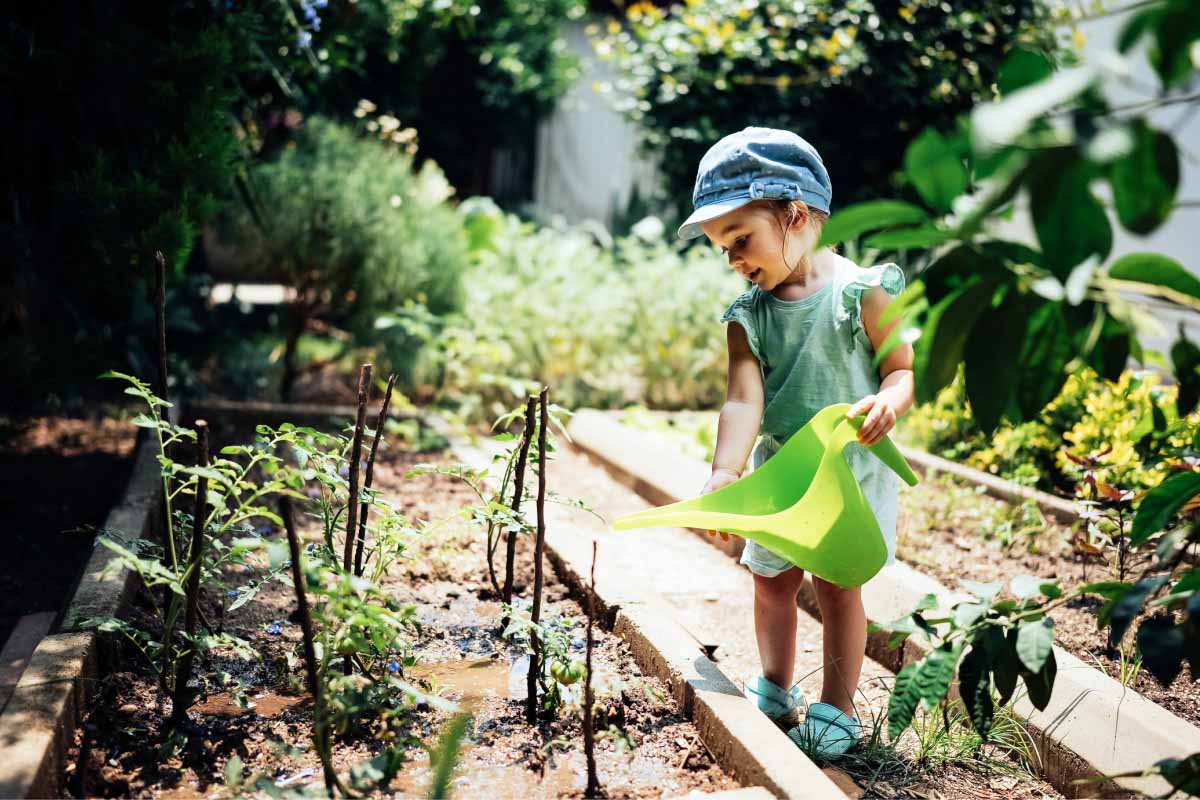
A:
[702, 322, 764, 539]
[705, 322, 764, 487]
[846, 286, 915, 446]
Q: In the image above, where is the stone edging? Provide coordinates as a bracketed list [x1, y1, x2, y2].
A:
[433, 418, 849, 800]
[898, 445, 1082, 526]
[567, 409, 1200, 799]
[0, 414, 169, 799]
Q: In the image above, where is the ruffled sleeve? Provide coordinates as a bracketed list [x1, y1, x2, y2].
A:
[720, 290, 763, 362]
[836, 262, 906, 353]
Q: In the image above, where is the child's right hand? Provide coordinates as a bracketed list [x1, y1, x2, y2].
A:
[700, 468, 740, 541]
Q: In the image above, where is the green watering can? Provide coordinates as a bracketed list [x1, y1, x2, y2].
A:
[612, 403, 920, 588]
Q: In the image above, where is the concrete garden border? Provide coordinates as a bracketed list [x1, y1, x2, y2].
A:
[0, 412, 169, 799]
[435, 419, 852, 800]
[567, 409, 1200, 798]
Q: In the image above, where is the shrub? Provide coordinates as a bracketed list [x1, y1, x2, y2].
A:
[899, 367, 1199, 495]
[224, 117, 470, 398]
[385, 199, 744, 419]
[592, 0, 1058, 215]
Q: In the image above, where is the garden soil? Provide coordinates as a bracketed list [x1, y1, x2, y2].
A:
[897, 470, 1200, 727]
[0, 415, 136, 647]
[63, 441, 737, 799]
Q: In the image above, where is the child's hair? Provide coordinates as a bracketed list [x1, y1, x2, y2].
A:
[767, 200, 835, 274]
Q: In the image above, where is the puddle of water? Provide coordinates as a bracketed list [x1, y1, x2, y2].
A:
[409, 656, 527, 708]
[192, 691, 305, 718]
[391, 743, 583, 800]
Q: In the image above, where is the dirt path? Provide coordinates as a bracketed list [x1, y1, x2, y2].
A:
[545, 444, 1064, 800]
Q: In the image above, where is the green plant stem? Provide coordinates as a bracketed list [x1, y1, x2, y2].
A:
[526, 387, 549, 724]
[354, 372, 396, 577]
[170, 420, 209, 729]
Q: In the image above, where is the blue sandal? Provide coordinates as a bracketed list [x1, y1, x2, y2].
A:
[745, 675, 805, 727]
[787, 702, 863, 758]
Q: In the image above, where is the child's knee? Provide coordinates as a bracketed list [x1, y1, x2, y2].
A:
[753, 568, 805, 605]
[813, 577, 862, 607]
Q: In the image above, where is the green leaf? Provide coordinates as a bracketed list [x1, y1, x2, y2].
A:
[1158, 753, 1200, 795]
[1030, 158, 1112, 280]
[427, 713, 472, 799]
[886, 645, 964, 740]
[1078, 580, 1132, 602]
[959, 643, 994, 739]
[887, 662, 921, 740]
[903, 128, 968, 213]
[1136, 616, 1186, 687]
[1171, 331, 1200, 416]
[984, 627, 1022, 706]
[1131, 472, 1200, 546]
[913, 280, 999, 404]
[1020, 648, 1057, 711]
[1108, 253, 1200, 304]
[1110, 122, 1179, 235]
[863, 225, 955, 250]
[996, 48, 1053, 95]
[1107, 577, 1171, 645]
[1015, 619, 1055, 673]
[1016, 301, 1071, 418]
[961, 579, 1003, 601]
[818, 201, 930, 247]
[954, 602, 987, 629]
[1039, 581, 1063, 600]
[1010, 574, 1044, 600]
[964, 290, 1028, 433]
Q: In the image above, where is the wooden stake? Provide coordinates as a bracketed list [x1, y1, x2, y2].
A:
[154, 251, 169, 405]
[354, 372, 396, 577]
[526, 386, 549, 723]
[282, 496, 344, 797]
[170, 420, 208, 729]
[584, 539, 603, 797]
[343, 364, 372, 676]
[502, 396, 536, 626]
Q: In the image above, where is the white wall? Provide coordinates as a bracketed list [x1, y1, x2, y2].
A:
[532, 18, 660, 230]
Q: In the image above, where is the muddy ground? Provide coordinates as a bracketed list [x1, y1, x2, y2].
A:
[63, 438, 738, 799]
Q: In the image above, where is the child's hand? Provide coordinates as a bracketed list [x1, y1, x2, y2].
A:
[700, 468, 739, 541]
[846, 395, 898, 446]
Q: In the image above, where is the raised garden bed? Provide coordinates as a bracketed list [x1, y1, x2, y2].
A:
[896, 469, 1200, 726]
[61, 420, 738, 798]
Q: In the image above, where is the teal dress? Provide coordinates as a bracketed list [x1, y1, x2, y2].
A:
[720, 254, 906, 578]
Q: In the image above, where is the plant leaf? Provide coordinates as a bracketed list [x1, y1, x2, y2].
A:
[818, 200, 930, 247]
[1131, 472, 1200, 546]
[1016, 619, 1054, 673]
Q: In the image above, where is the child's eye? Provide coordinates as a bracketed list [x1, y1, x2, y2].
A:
[721, 236, 749, 255]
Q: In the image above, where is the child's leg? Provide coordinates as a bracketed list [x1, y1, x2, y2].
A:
[752, 566, 806, 689]
[812, 576, 867, 717]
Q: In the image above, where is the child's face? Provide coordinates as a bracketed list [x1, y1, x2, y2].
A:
[700, 202, 805, 290]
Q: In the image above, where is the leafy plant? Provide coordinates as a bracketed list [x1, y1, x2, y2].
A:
[78, 372, 295, 715]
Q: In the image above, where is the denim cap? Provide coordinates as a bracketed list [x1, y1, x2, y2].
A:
[677, 126, 832, 240]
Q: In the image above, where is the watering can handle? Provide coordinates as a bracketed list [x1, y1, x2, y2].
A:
[840, 415, 920, 487]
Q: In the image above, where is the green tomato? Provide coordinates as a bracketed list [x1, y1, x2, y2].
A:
[550, 659, 585, 685]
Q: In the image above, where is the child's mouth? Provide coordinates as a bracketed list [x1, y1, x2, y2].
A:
[748, 268, 763, 283]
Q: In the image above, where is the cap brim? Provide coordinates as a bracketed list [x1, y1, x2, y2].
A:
[676, 197, 753, 240]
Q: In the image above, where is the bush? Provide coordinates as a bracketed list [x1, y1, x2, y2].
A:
[592, 0, 1058, 215]
[224, 117, 470, 398]
[386, 198, 744, 420]
[899, 367, 1199, 494]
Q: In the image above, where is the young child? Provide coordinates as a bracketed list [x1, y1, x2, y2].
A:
[677, 127, 915, 757]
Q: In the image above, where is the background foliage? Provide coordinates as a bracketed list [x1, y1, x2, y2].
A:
[592, 0, 1060, 218]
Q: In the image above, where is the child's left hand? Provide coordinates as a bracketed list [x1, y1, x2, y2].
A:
[846, 395, 897, 446]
